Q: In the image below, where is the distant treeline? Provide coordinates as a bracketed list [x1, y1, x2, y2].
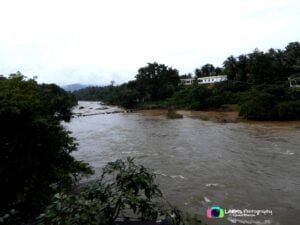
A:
[74, 42, 300, 120]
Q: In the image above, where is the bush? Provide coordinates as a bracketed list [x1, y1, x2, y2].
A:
[239, 85, 300, 120]
[167, 86, 213, 110]
[239, 90, 277, 120]
[277, 100, 300, 120]
[166, 109, 183, 119]
[37, 158, 202, 225]
[114, 86, 139, 109]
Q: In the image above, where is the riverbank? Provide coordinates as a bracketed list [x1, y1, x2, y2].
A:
[135, 109, 239, 123]
[133, 103, 239, 122]
[130, 101, 300, 124]
[73, 101, 300, 126]
[134, 108, 300, 128]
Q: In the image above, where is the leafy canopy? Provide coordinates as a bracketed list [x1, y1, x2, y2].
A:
[0, 74, 92, 222]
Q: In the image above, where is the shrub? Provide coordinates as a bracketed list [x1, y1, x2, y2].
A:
[166, 109, 183, 119]
[167, 86, 212, 110]
[277, 100, 300, 120]
[37, 158, 202, 225]
[239, 85, 300, 120]
[239, 90, 277, 120]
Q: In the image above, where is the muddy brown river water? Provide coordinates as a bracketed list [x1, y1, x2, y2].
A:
[65, 101, 300, 225]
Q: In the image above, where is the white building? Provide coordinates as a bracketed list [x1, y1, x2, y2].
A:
[180, 75, 227, 86]
[197, 75, 227, 85]
[180, 78, 194, 86]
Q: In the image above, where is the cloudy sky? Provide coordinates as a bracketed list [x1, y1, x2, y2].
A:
[0, 0, 299, 85]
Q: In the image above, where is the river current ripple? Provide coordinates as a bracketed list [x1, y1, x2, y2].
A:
[65, 101, 300, 225]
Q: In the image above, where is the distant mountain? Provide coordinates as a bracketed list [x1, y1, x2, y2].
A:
[62, 84, 88, 92]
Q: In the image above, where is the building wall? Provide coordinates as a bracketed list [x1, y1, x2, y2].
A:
[180, 79, 194, 85]
[180, 75, 227, 86]
[197, 75, 227, 84]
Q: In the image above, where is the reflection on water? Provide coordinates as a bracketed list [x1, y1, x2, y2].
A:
[65, 101, 300, 225]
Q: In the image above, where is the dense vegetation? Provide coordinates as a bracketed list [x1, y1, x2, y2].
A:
[239, 84, 300, 120]
[0, 74, 201, 224]
[74, 62, 180, 108]
[74, 42, 300, 120]
[0, 74, 93, 224]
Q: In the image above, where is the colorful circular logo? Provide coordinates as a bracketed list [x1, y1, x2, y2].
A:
[207, 206, 224, 218]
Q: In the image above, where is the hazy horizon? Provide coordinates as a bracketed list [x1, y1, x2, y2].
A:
[1, 0, 299, 86]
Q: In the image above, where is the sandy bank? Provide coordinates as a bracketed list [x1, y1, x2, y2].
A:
[134, 109, 239, 123]
[134, 109, 300, 128]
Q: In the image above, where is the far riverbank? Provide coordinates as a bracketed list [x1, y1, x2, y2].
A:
[134, 108, 300, 128]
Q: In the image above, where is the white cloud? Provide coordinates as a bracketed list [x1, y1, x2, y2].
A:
[0, 0, 299, 85]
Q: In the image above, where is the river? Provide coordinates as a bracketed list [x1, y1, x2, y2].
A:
[65, 101, 300, 225]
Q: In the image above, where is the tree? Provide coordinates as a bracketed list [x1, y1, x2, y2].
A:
[167, 86, 213, 110]
[223, 42, 300, 84]
[113, 84, 139, 108]
[239, 84, 300, 120]
[214, 67, 224, 75]
[0, 75, 6, 81]
[223, 56, 238, 80]
[235, 55, 248, 81]
[283, 42, 300, 74]
[179, 73, 192, 79]
[0, 74, 92, 223]
[135, 62, 180, 100]
[195, 64, 215, 77]
[239, 89, 277, 120]
[246, 49, 274, 84]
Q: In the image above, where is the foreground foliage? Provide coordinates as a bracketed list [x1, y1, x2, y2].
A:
[0, 74, 93, 223]
[37, 158, 203, 225]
